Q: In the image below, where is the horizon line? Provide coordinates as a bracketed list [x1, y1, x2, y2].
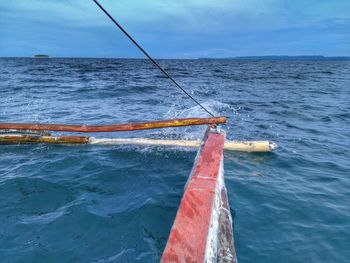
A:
[1, 55, 350, 60]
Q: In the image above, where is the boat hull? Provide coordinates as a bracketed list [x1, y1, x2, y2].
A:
[161, 128, 237, 262]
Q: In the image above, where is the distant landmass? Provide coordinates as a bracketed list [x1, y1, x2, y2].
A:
[198, 56, 350, 61]
[34, 54, 49, 58]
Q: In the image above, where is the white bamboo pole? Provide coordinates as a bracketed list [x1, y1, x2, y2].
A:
[0, 134, 277, 152]
[89, 138, 277, 152]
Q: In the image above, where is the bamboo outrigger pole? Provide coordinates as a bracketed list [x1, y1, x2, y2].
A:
[0, 117, 225, 132]
[91, 138, 277, 152]
[0, 134, 277, 152]
[0, 134, 89, 144]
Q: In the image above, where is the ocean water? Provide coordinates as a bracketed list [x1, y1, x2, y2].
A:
[0, 58, 349, 262]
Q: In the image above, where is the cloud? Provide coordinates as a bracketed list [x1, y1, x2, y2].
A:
[0, 0, 349, 57]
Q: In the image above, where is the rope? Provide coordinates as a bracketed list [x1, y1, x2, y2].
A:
[92, 0, 215, 117]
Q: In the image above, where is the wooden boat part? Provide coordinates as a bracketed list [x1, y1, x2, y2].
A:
[0, 129, 51, 136]
[0, 134, 89, 144]
[161, 128, 237, 262]
[0, 117, 226, 132]
[90, 138, 276, 152]
[90, 138, 201, 147]
[0, 134, 276, 152]
[224, 140, 277, 152]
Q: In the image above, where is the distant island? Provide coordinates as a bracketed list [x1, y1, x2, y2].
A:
[34, 54, 49, 58]
[198, 56, 350, 61]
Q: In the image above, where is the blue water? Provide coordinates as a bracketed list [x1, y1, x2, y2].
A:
[0, 58, 349, 262]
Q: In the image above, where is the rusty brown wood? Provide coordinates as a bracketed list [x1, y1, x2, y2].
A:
[0, 117, 226, 133]
[0, 135, 89, 144]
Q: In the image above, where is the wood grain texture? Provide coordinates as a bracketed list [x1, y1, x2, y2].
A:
[0, 117, 226, 132]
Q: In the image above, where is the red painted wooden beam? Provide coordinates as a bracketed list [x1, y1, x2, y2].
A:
[161, 128, 236, 262]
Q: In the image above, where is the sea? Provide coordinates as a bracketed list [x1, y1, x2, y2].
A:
[0, 58, 349, 262]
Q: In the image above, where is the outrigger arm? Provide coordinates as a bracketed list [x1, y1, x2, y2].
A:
[0, 117, 276, 152]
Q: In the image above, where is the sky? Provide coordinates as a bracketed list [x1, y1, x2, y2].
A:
[0, 0, 349, 58]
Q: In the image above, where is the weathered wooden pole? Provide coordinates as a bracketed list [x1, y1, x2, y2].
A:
[0, 134, 89, 144]
[0, 134, 276, 152]
[0, 117, 226, 132]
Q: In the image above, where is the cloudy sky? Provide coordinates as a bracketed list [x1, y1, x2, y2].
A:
[1, 0, 349, 58]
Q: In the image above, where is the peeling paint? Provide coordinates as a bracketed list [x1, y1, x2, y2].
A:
[161, 128, 237, 262]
